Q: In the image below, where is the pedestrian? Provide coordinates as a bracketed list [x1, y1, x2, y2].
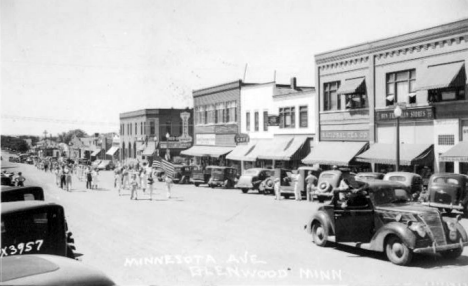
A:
[147, 172, 155, 200]
[86, 168, 92, 189]
[274, 177, 281, 200]
[140, 168, 147, 193]
[122, 167, 129, 190]
[92, 169, 99, 189]
[15, 172, 26, 187]
[305, 171, 318, 201]
[54, 167, 60, 186]
[60, 167, 67, 189]
[115, 167, 122, 196]
[294, 171, 302, 201]
[165, 174, 174, 199]
[130, 174, 139, 200]
[66, 171, 72, 191]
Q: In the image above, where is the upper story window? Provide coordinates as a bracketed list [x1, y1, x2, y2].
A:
[227, 101, 237, 123]
[215, 103, 225, 124]
[386, 70, 416, 106]
[323, 82, 340, 111]
[254, 112, 259, 131]
[263, 111, 268, 131]
[428, 87, 465, 103]
[246, 112, 251, 131]
[135, 123, 137, 135]
[150, 121, 155, 135]
[279, 107, 295, 128]
[299, 106, 308, 128]
[206, 105, 215, 124]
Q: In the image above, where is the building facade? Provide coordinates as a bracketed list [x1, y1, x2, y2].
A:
[310, 18, 468, 174]
[119, 108, 194, 164]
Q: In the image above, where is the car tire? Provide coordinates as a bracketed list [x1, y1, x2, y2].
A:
[440, 247, 463, 259]
[311, 221, 329, 247]
[194, 183, 200, 187]
[241, 188, 248, 194]
[385, 235, 413, 266]
[283, 194, 291, 199]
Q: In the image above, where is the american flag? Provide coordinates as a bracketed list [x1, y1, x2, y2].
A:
[152, 156, 175, 178]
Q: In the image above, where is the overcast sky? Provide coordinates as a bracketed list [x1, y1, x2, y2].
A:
[1, 0, 468, 137]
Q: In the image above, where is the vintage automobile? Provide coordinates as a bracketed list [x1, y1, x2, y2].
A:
[355, 172, 385, 182]
[208, 167, 238, 188]
[280, 166, 322, 200]
[383, 172, 423, 201]
[313, 169, 356, 202]
[305, 180, 468, 266]
[173, 165, 199, 184]
[0, 254, 115, 285]
[259, 169, 292, 196]
[191, 166, 215, 187]
[424, 173, 468, 215]
[8, 156, 20, 163]
[1, 173, 15, 187]
[2, 201, 80, 259]
[1, 186, 45, 202]
[236, 168, 275, 194]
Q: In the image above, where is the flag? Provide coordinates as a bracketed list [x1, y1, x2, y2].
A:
[162, 159, 175, 178]
[152, 156, 162, 168]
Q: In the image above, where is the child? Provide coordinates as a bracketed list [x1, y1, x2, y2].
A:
[130, 174, 139, 200]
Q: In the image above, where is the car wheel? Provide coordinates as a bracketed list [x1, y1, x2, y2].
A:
[385, 235, 413, 266]
[241, 188, 248, 194]
[440, 248, 463, 259]
[194, 183, 200, 187]
[444, 208, 453, 214]
[311, 221, 329, 247]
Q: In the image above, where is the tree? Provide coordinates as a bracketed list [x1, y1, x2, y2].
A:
[56, 129, 88, 145]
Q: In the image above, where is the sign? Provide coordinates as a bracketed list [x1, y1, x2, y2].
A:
[196, 134, 216, 146]
[234, 133, 250, 144]
[376, 107, 434, 122]
[160, 142, 192, 149]
[179, 112, 193, 143]
[268, 115, 280, 126]
[320, 130, 369, 141]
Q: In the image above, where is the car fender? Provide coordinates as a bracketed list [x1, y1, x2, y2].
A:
[369, 222, 417, 252]
[306, 209, 334, 236]
[443, 216, 468, 242]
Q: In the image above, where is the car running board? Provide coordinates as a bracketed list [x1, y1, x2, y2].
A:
[326, 236, 372, 250]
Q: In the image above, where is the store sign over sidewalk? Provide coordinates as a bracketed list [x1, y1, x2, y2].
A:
[234, 133, 250, 144]
[376, 107, 434, 122]
[321, 130, 369, 141]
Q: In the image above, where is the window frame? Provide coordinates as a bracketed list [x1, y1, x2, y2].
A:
[254, 111, 259, 131]
[246, 112, 251, 131]
[263, 111, 268, 131]
[386, 69, 416, 106]
[299, 105, 308, 128]
[323, 81, 340, 111]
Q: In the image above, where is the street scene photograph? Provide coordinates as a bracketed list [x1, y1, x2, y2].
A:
[2, 0, 468, 285]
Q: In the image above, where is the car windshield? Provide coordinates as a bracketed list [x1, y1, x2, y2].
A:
[243, 169, 260, 176]
[371, 186, 410, 205]
[212, 169, 224, 175]
[386, 176, 407, 182]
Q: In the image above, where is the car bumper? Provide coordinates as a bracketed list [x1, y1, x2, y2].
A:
[413, 240, 468, 254]
[236, 184, 253, 189]
[422, 202, 464, 210]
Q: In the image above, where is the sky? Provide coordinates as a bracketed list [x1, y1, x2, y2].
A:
[1, 0, 468, 137]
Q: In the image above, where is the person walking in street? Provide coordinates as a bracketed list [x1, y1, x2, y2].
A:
[15, 172, 26, 187]
[140, 168, 147, 193]
[66, 171, 72, 191]
[274, 177, 281, 200]
[54, 167, 60, 186]
[86, 167, 92, 189]
[130, 174, 138, 200]
[165, 174, 173, 199]
[60, 167, 67, 189]
[115, 167, 122, 196]
[91, 169, 99, 189]
[294, 171, 302, 201]
[147, 172, 155, 200]
[122, 167, 129, 190]
[305, 171, 318, 201]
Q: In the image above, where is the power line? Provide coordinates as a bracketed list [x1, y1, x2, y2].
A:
[1, 114, 118, 126]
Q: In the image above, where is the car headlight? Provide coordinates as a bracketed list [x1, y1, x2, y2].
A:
[446, 221, 458, 242]
[408, 222, 427, 238]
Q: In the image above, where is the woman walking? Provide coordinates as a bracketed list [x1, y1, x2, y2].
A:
[66, 171, 72, 191]
[147, 172, 155, 200]
[86, 167, 92, 189]
[130, 174, 138, 200]
[165, 174, 174, 199]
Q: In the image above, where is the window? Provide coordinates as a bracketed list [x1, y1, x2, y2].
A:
[342, 94, 368, 109]
[299, 106, 308, 128]
[263, 111, 268, 131]
[428, 87, 465, 103]
[254, 112, 259, 131]
[196, 106, 206, 125]
[206, 105, 215, 124]
[279, 107, 295, 128]
[438, 135, 455, 145]
[135, 123, 137, 135]
[324, 82, 340, 111]
[215, 103, 225, 124]
[165, 121, 172, 137]
[227, 101, 237, 123]
[386, 70, 416, 106]
[150, 121, 155, 135]
[246, 112, 250, 131]
[140, 122, 143, 135]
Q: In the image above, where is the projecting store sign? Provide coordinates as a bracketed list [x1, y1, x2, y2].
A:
[376, 107, 434, 122]
[268, 115, 280, 126]
[234, 133, 250, 144]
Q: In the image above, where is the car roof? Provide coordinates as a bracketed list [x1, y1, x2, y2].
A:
[1, 201, 61, 214]
[365, 180, 406, 189]
[430, 173, 467, 178]
[0, 254, 115, 285]
[384, 172, 421, 177]
[356, 172, 384, 176]
[1, 186, 44, 194]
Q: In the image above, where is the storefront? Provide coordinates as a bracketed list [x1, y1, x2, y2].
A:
[302, 141, 369, 171]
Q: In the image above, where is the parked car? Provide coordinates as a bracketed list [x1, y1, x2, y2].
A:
[191, 166, 215, 187]
[0, 254, 115, 285]
[1, 186, 45, 202]
[259, 168, 292, 196]
[236, 168, 275, 194]
[8, 156, 20, 163]
[25, 157, 33, 165]
[355, 172, 384, 182]
[305, 180, 468, 266]
[1, 201, 80, 259]
[279, 166, 322, 200]
[208, 166, 238, 188]
[173, 165, 199, 184]
[1, 173, 14, 186]
[383, 172, 423, 201]
[313, 169, 356, 202]
[424, 173, 468, 215]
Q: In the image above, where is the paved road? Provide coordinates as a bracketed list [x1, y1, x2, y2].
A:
[2, 152, 468, 286]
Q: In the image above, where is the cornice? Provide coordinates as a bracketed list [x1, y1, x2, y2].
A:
[193, 80, 242, 97]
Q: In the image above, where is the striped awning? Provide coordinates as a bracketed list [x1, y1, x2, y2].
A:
[440, 141, 468, 162]
[91, 149, 101, 156]
[180, 146, 234, 158]
[415, 62, 466, 91]
[106, 146, 119, 156]
[226, 142, 257, 161]
[257, 136, 309, 161]
[356, 143, 433, 166]
[337, 77, 366, 94]
[302, 141, 368, 166]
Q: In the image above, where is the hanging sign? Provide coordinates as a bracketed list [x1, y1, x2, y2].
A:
[234, 133, 250, 144]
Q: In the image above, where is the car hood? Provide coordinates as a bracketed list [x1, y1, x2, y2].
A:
[376, 202, 437, 213]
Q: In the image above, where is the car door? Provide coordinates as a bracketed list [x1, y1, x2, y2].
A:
[333, 190, 374, 243]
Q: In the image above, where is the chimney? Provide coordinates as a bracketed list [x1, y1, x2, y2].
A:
[290, 77, 297, 90]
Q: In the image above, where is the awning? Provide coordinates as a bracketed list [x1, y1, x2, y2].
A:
[137, 143, 146, 152]
[142, 141, 156, 156]
[356, 143, 433, 166]
[226, 142, 257, 161]
[91, 149, 101, 156]
[440, 141, 468, 162]
[302, 142, 368, 166]
[337, 77, 366, 94]
[416, 62, 466, 91]
[106, 146, 119, 156]
[257, 136, 309, 161]
[180, 146, 234, 158]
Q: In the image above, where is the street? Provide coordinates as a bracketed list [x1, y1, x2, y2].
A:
[2, 152, 468, 286]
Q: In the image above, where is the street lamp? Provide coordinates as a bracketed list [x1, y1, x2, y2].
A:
[394, 105, 402, 171]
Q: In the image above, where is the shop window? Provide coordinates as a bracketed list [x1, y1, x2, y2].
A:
[165, 121, 172, 137]
[254, 112, 259, 131]
[299, 106, 308, 128]
[279, 107, 295, 128]
[428, 87, 465, 103]
[438, 134, 455, 145]
[246, 112, 250, 131]
[323, 81, 340, 111]
[263, 111, 268, 131]
[386, 70, 416, 106]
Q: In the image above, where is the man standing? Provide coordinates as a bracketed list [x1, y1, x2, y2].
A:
[294, 171, 302, 201]
[15, 172, 26, 187]
[165, 174, 173, 199]
[305, 171, 318, 201]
